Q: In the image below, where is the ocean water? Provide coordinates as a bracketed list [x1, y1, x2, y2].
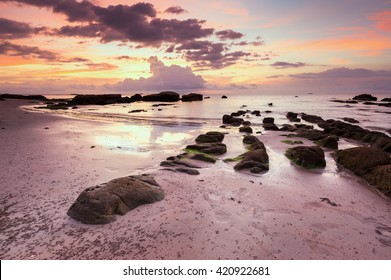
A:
[27, 93, 390, 159]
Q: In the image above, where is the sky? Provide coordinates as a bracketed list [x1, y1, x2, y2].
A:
[0, 0, 390, 95]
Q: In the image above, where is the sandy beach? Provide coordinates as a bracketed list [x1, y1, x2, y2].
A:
[1, 99, 391, 260]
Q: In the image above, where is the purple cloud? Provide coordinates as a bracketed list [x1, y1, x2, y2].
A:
[109, 56, 206, 91]
[0, 17, 45, 39]
[291, 67, 391, 79]
[0, 41, 58, 61]
[271, 61, 307, 69]
[164, 6, 187, 14]
[216, 29, 243, 40]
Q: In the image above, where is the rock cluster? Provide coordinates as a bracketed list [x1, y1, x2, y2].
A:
[233, 136, 269, 174]
[285, 146, 326, 169]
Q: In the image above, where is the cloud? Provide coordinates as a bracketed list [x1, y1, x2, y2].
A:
[369, 9, 391, 32]
[108, 56, 206, 91]
[164, 6, 187, 14]
[176, 40, 251, 69]
[216, 29, 243, 40]
[0, 17, 45, 39]
[290, 67, 391, 79]
[271, 61, 308, 69]
[0, 41, 58, 61]
[6, 0, 214, 46]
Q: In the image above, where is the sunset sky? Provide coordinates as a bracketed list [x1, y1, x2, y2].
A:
[1, 0, 391, 95]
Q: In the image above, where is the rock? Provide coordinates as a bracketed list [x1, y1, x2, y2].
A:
[0, 97, 4, 101]
[280, 124, 297, 132]
[295, 129, 328, 141]
[285, 146, 326, 169]
[301, 113, 324, 123]
[251, 110, 261, 116]
[222, 95, 228, 99]
[335, 147, 391, 176]
[176, 167, 200, 175]
[239, 126, 253, 133]
[67, 175, 164, 224]
[353, 94, 377, 101]
[189, 153, 217, 163]
[234, 160, 269, 172]
[231, 110, 246, 116]
[263, 123, 279, 131]
[315, 136, 339, 149]
[363, 101, 377, 105]
[142, 91, 180, 102]
[362, 165, 391, 196]
[243, 135, 260, 145]
[242, 121, 251, 126]
[381, 98, 391, 102]
[71, 94, 125, 105]
[286, 112, 301, 122]
[205, 131, 225, 142]
[295, 124, 313, 130]
[263, 117, 274, 124]
[222, 115, 244, 126]
[195, 131, 224, 143]
[242, 149, 269, 164]
[0, 93, 47, 101]
[342, 117, 359, 123]
[129, 109, 146, 113]
[130, 93, 142, 101]
[186, 143, 227, 155]
[250, 167, 264, 174]
[371, 137, 391, 152]
[182, 93, 203, 102]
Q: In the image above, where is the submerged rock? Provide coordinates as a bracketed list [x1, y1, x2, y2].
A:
[285, 146, 326, 169]
[286, 112, 301, 122]
[67, 175, 164, 224]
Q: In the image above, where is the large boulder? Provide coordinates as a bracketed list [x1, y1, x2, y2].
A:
[67, 175, 164, 224]
[142, 91, 180, 102]
[334, 147, 391, 176]
[285, 146, 326, 169]
[182, 93, 203, 102]
[315, 136, 339, 149]
[353, 94, 377, 101]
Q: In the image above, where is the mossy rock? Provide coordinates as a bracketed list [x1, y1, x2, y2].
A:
[285, 146, 326, 169]
[315, 136, 339, 149]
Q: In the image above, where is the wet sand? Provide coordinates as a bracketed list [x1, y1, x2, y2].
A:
[1, 99, 391, 259]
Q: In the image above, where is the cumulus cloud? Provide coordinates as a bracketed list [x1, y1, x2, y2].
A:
[108, 56, 206, 91]
[164, 6, 187, 14]
[271, 61, 308, 69]
[216, 29, 243, 40]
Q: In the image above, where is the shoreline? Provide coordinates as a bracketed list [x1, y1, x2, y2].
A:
[1, 99, 391, 259]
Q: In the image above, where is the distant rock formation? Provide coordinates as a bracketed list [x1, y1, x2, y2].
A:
[0, 93, 47, 101]
[182, 93, 203, 102]
[142, 91, 180, 102]
[70, 94, 136, 105]
[352, 94, 377, 101]
[67, 175, 164, 224]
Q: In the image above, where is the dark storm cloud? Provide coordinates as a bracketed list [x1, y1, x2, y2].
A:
[164, 6, 187, 14]
[216, 29, 244, 40]
[0, 17, 45, 39]
[271, 61, 308, 69]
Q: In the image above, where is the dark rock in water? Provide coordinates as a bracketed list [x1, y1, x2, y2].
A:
[70, 94, 130, 105]
[0, 97, 5, 101]
[129, 109, 146, 113]
[222, 114, 243, 126]
[130, 93, 142, 101]
[285, 146, 326, 169]
[142, 91, 180, 102]
[182, 93, 203, 102]
[295, 124, 313, 130]
[251, 110, 261, 116]
[222, 95, 228, 99]
[231, 110, 246, 117]
[186, 143, 227, 155]
[286, 112, 301, 122]
[176, 167, 200, 175]
[315, 136, 339, 149]
[280, 124, 297, 132]
[195, 131, 224, 143]
[363, 101, 378, 105]
[239, 126, 253, 134]
[301, 113, 324, 123]
[205, 96, 210, 99]
[268, 103, 273, 106]
[263, 117, 274, 124]
[242, 120, 251, 126]
[362, 165, 391, 196]
[67, 175, 164, 224]
[233, 139, 269, 173]
[265, 110, 272, 113]
[243, 135, 260, 145]
[378, 102, 391, 107]
[353, 94, 377, 101]
[381, 98, 391, 102]
[263, 123, 279, 131]
[0, 93, 47, 101]
[335, 147, 391, 176]
[342, 117, 359, 123]
[234, 160, 269, 172]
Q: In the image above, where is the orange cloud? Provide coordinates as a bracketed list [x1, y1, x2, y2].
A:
[369, 10, 391, 32]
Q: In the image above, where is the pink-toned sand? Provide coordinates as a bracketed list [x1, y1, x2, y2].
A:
[1, 99, 391, 260]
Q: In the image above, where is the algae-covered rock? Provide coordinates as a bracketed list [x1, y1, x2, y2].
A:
[67, 175, 164, 224]
[285, 146, 326, 169]
[362, 165, 391, 196]
[315, 136, 339, 149]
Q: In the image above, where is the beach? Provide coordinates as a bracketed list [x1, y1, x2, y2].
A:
[1, 97, 391, 260]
